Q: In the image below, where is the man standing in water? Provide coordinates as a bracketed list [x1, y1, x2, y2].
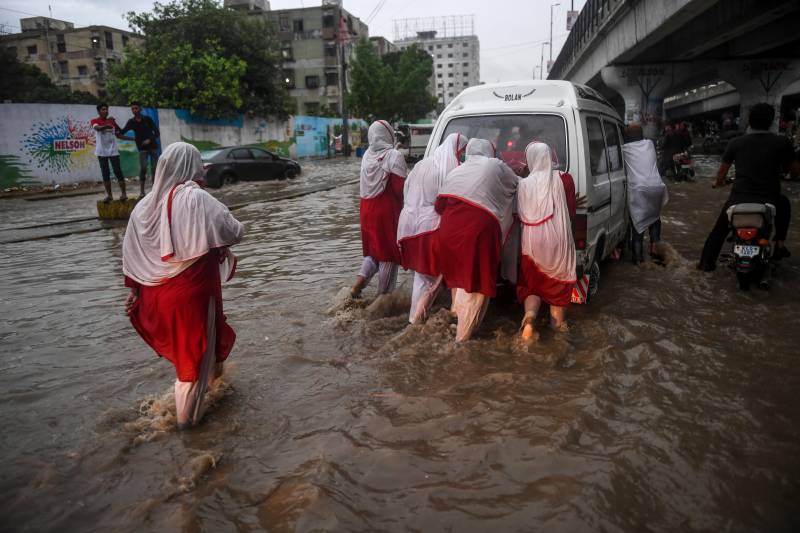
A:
[698, 103, 799, 270]
[90, 103, 126, 202]
[119, 102, 160, 199]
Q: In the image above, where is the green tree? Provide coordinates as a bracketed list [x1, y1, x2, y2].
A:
[347, 40, 436, 122]
[0, 49, 99, 104]
[108, 0, 289, 119]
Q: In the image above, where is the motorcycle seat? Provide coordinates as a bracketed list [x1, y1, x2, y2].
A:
[726, 203, 776, 227]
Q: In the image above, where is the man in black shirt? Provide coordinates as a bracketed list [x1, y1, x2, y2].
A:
[119, 102, 160, 199]
[698, 103, 799, 271]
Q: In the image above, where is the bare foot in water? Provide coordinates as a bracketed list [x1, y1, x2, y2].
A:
[350, 276, 366, 298]
[520, 317, 539, 341]
[550, 320, 570, 333]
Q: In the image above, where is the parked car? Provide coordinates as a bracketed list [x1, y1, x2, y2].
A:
[427, 80, 629, 300]
[200, 146, 301, 188]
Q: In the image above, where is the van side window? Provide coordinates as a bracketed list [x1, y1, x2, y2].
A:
[603, 119, 622, 171]
[586, 116, 605, 176]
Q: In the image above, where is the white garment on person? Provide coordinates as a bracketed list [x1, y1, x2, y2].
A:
[360, 120, 408, 199]
[517, 142, 576, 283]
[453, 289, 489, 342]
[175, 298, 217, 428]
[397, 133, 468, 241]
[439, 138, 519, 239]
[622, 139, 669, 234]
[359, 256, 398, 294]
[123, 142, 244, 287]
[410, 272, 442, 324]
[93, 119, 119, 157]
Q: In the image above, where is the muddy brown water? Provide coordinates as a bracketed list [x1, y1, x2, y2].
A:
[1, 156, 799, 532]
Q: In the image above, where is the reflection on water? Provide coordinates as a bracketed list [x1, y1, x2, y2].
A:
[1, 156, 799, 531]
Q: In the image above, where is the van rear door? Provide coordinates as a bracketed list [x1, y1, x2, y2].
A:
[584, 115, 611, 256]
[602, 119, 627, 244]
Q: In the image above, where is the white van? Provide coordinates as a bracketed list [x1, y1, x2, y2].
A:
[408, 123, 433, 161]
[426, 80, 629, 296]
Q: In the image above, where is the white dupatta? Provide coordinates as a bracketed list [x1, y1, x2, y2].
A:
[122, 142, 244, 286]
[360, 120, 408, 199]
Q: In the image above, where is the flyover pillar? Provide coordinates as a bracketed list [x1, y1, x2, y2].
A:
[601, 64, 691, 139]
[720, 60, 800, 131]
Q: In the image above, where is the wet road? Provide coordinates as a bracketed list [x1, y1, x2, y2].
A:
[1, 156, 799, 532]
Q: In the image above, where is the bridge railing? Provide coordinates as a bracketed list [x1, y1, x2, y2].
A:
[548, 0, 625, 80]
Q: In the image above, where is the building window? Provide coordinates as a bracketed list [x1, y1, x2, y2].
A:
[463, 42, 468, 47]
[305, 102, 319, 114]
[448, 82, 453, 87]
[122, 34, 129, 47]
[58, 61, 68, 76]
[279, 13, 289, 31]
[322, 13, 335, 28]
[448, 43, 453, 48]
[448, 73, 453, 77]
[293, 19, 304, 32]
[78, 65, 88, 76]
[463, 82, 469, 87]
[428, 46, 433, 51]
[462, 62, 468, 67]
[436, 54, 441, 58]
[436, 63, 442, 69]
[105, 31, 113, 50]
[91, 33, 100, 49]
[463, 53, 468, 58]
[283, 70, 295, 89]
[26, 45, 37, 57]
[447, 53, 453, 58]
[448, 92, 454, 97]
[56, 34, 66, 53]
[305, 75, 320, 89]
[324, 42, 337, 56]
[436, 44, 442, 49]
[448, 63, 453, 67]
[281, 43, 293, 60]
[326, 72, 338, 86]
[437, 73, 442, 78]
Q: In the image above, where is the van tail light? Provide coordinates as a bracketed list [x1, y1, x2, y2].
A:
[758, 239, 770, 246]
[736, 228, 757, 241]
[202, 163, 212, 172]
[574, 214, 587, 250]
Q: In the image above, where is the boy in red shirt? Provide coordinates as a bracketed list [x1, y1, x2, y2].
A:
[90, 103, 127, 202]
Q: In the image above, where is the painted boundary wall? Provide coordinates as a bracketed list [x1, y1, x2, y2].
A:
[0, 103, 367, 188]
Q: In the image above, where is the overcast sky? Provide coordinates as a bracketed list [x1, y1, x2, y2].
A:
[0, 0, 586, 83]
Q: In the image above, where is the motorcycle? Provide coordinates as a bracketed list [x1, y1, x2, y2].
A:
[726, 203, 775, 290]
[671, 150, 695, 181]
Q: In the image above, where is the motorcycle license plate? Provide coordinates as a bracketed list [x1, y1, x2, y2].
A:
[734, 244, 760, 258]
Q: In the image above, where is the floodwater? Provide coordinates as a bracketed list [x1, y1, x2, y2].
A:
[1, 156, 799, 532]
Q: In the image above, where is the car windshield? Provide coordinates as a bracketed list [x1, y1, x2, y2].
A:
[440, 114, 568, 175]
[200, 149, 223, 160]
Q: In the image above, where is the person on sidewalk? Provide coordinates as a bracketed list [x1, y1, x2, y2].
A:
[122, 142, 244, 430]
[119, 102, 160, 199]
[622, 123, 668, 264]
[397, 133, 468, 323]
[91, 103, 126, 202]
[435, 139, 518, 342]
[698, 103, 799, 271]
[351, 120, 408, 298]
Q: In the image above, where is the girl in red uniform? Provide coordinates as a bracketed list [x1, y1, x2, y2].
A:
[516, 142, 576, 340]
[122, 142, 244, 429]
[397, 133, 468, 323]
[435, 139, 518, 341]
[351, 120, 408, 297]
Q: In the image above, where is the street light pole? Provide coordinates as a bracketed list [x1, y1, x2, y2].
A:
[549, 2, 560, 75]
[540, 41, 548, 80]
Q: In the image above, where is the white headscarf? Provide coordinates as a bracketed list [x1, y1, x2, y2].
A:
[360, 120, 408, 199]
[622, 139, 668, 234]
[123, 142, 244, 286]
[397, 133, 468, 242]
[518, 142, 575, 283]
[438, 138, 518, 238]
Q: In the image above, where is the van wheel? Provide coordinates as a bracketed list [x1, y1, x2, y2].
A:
[588, 260, 601, 300]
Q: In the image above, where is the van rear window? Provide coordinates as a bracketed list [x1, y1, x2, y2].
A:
[440, 114, 567, 175]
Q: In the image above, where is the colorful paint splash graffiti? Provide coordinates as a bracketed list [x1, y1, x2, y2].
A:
[21, 116, 96, 173]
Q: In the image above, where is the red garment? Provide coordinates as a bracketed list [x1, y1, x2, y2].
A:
[560, 172, 576, 222]
[435, 196, 501, 297]
[360, 173, 404, 263]
[399, 229, 439, 276]
[90, 117, 120, 129]
[517, 254, 573, 306]
[125, 249, 235, 382]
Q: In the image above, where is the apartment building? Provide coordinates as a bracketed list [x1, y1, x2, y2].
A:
[0, 17, 142, 97]
[395, 23, 480, 108]
[369, 36, 397, 57]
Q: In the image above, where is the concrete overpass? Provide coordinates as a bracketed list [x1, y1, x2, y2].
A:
[548, 0, 800, 136]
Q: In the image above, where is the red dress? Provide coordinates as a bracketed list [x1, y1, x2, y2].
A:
[360, 173, 405, 263]
[516, 172, 577, 306]
[399, 229, 439, 276]
[435, 196, 502, 297]
[125, 249, 236, 382]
